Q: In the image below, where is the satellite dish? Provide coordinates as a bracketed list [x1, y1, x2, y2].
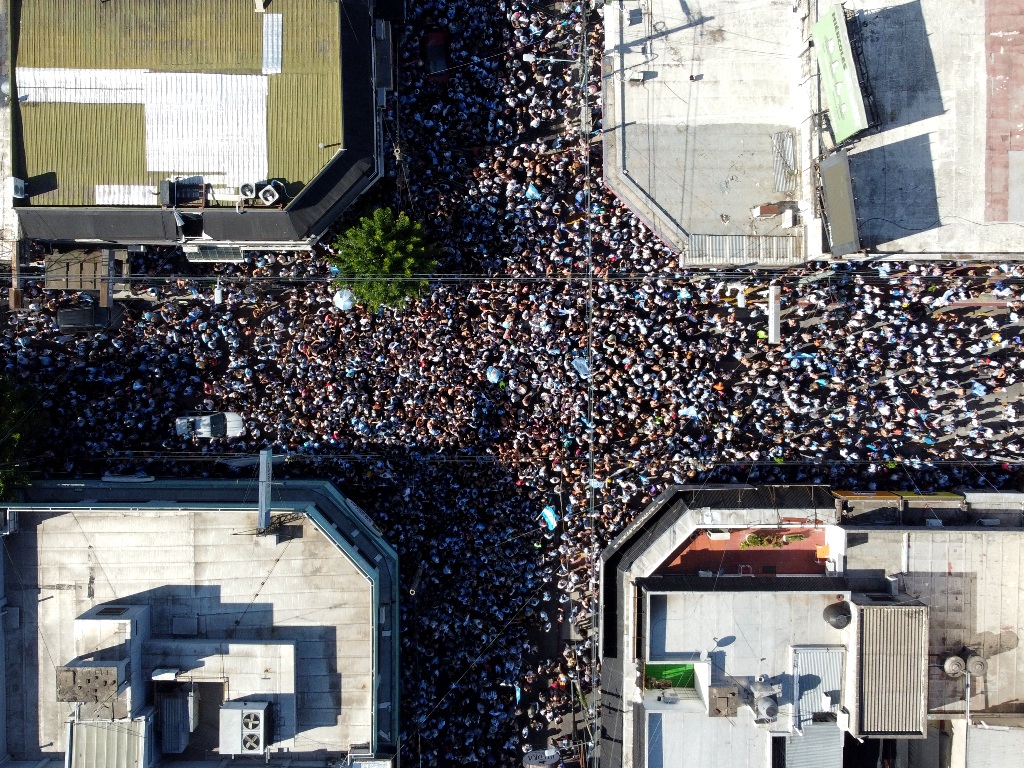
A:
[0, 80, 10, 96]
[823, 601, 852, 629]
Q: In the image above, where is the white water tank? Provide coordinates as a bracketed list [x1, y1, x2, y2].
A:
[966, 654, 988, 677]
[943, 654, 966, 678]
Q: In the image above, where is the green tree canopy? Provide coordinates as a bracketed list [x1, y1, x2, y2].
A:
[0, 375, 45, 500]
[329, 207, 438, 311]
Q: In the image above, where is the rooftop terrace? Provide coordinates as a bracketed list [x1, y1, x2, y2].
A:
[845, 528, 1024, 717]
[840, 0, 1024, 254]
[657, 527, 828, 577]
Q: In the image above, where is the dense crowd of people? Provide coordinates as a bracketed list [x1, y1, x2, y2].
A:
[3, 0, 1024, 765]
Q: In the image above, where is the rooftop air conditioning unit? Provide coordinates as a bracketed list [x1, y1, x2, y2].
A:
[258, 185, 279, 206]
[219, 701, 269, 756]
[965, 653, 988, 677]
[755, 694, 779, 720]
[750, 675, 778, 720]
[239, 183, 256, 200]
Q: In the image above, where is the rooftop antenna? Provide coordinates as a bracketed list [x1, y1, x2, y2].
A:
[257, 448, 272, 531]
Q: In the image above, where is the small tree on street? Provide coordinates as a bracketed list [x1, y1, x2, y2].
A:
[329, 207, 437, 311]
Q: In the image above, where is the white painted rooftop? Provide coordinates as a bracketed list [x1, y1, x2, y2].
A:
[644, 590, 847, 767]
[602, 0, 1024, 261]
[842, 0, 1024, 254]
[2, 507, 374, 760]
[602, 0, 816, 264]
[845, 528, 1024, 716]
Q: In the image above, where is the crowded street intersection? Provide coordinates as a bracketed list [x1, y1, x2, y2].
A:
[4, 0, 1024, 765]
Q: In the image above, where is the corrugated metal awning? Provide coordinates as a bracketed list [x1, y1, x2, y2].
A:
[818, 150, 861, 256]
[70, 719, 147, 768]
[686, 233, 803, 267]
[857, 603, 929, 737]
[787, 722, 843, 768]
[793, 646, 844, 728]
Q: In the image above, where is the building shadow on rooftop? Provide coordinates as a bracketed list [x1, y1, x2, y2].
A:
[26, 172, 58, 198]
[112, 582, 341, 743]
[870, 569, 1018, 714]
[855, 1, 945, 132]
[609, 16, 714, 58]
[851, 133, 940, 248]
[1, 522, 342, 762]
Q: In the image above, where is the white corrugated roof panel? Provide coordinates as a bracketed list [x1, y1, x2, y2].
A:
[94, 185, 156, 206]
[17, 68, 147, 104]
[262, 13, 283, 75]
[793, 646, 844, 729]
[858, 603, 929, 736]
[70, 718, 146, 768]
[143, 72, 268, 187]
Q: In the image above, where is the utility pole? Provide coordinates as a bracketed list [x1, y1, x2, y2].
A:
[257, 447, 272, 531]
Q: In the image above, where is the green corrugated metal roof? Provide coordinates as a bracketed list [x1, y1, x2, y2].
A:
[15, 0, 342, 206]
[19, 0, 263, 73]
[20, 103, 150, 206]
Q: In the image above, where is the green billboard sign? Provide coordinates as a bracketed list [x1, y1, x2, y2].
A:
[812, 5, 870, 143]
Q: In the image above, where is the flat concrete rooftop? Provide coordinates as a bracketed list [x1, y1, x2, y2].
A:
[841, 0, 1024, 255]
[2, 505, 375, 760]
[603, 0, 1024, 262]
[602, 0, 816, 266]
[845, 528, 1024, 716]
[645, 590, 846, 766]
